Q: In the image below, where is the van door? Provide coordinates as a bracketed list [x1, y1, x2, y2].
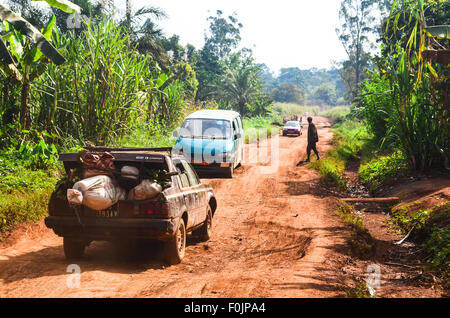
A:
[232, 119, 239, 167]
[234, 116, 244, 166]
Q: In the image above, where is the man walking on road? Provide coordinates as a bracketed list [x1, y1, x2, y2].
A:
[305, 117, 320, 162]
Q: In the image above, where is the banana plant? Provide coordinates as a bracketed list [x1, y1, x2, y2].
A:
[0, 1, 80, 130]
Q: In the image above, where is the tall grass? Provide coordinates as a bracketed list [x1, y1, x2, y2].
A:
[320, 106, 350, 122]
[243, 117, 279, 144]
[32, 18, 188, 146]
[309, 120, 371, 190]
[0, 152, 59, 235]
[359, 151, 410, 193]
[270, 102, 321, 123]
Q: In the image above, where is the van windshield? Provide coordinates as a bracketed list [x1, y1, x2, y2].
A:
[180, 119, 232, 139]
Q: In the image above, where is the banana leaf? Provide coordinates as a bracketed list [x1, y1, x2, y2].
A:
[33, 15, 56, 62]
[425, 25, 450, 39]
[32, 0, 80, 14]
[0, 38, 22, 81]
[0, 5, 65, 65]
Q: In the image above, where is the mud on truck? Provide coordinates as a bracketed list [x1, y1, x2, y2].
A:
[45, 146, 217, 265]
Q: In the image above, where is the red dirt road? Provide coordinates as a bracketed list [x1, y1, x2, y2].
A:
[0, 117, 349, 298]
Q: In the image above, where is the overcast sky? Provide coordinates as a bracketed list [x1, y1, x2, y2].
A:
[132, 0, 348, 73]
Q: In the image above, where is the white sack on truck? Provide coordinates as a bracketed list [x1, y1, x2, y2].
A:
[121, 165, 139, 177]
[67, 175, 126, 210]
[128, 179, 162, 201]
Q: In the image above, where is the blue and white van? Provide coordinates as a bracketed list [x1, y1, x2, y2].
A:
[173, 110, 244, 178]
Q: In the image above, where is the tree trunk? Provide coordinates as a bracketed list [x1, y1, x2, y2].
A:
[20, 77, 30, 130]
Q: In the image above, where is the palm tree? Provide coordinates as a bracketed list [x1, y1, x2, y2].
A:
[213, 52, 265, 116]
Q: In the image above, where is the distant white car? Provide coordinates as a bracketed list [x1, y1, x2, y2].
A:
[282, 121, 302, 137]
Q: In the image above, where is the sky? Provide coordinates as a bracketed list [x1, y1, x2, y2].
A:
[132, 0, 349, 74]
[0, 0, 350, 74]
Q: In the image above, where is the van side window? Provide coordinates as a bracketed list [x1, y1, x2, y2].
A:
[237, 116, 243, 131]
[175, 161, 190, 188]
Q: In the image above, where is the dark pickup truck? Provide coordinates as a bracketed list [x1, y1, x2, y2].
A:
[45, 147, 217, 265]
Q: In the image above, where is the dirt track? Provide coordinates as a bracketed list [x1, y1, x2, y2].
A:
[0, 117, 350, 298]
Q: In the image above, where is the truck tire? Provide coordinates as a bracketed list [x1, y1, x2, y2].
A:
[63, 237, 85, 259]
[193, 205, 213, 242]
[164, 218, 186, 265]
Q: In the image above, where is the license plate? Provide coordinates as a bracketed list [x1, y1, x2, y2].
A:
[96, 209, 118, 218]
[80, 206, 118, 218]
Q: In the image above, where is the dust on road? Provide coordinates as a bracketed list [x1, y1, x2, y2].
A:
[0, 116, 349, 298]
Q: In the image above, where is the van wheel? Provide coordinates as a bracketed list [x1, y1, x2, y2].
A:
[63, 237, 85, 260]
[193, 206, 212, 242]
[164, 218, 186, 265]
[225, 165, 234, 178]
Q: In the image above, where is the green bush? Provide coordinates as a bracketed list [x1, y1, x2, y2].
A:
[359, 151, 409, 193]
[424, 228, 450, 273]
[0, 188, 54, 235]
[0, 151, 59, 235]
[110, 123, 176, 148]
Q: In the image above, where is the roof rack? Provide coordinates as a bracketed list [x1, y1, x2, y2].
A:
[83, 146, 172, 153]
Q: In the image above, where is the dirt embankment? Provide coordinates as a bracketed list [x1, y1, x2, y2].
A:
[0, 116, 445, 298]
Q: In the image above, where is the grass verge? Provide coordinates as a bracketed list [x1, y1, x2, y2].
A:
[337, 202, 376, 259]
[390, 200, 450, 283]
[359, 151, 410, 194]
[339, 279, 376, 298]
[0, 153, 60, 237]
[320, 106, 350, 123]
[243, 117, 280, 144]
[309, 120, 371, 190]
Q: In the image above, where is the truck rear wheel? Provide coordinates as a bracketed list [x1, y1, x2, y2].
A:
[63, 237, 85, 259]
[164, 218, 186, 265]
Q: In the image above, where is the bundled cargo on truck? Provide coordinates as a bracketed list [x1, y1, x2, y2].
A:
[118, 165, 140, 190]
[81, 151, 116, 178]
[67, 175, 126, 210]
[128, 179, 162, 200]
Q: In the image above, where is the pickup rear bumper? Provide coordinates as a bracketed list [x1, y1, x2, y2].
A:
[45, 216, 177, 241]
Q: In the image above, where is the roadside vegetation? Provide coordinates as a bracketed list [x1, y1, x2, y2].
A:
[319, 106, 350, 123]
[308, 0, 449, 287]
[309, 119, 371, 190]
[390, 201, 450, 281]
[337, 202, 376, 258]
[0, 149, 60, 237]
